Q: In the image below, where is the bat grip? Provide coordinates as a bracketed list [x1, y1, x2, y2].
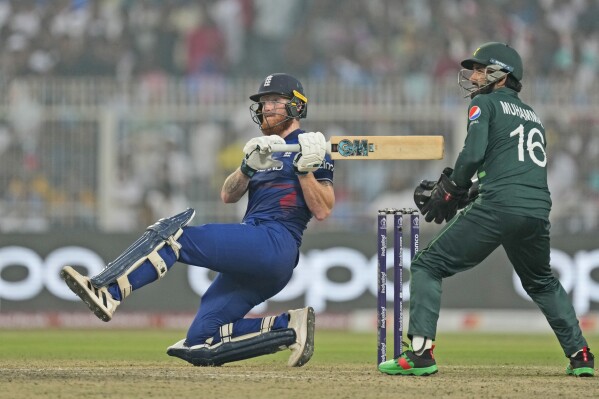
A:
[269, 142, 332, 154]
[269, 143, 300, 153]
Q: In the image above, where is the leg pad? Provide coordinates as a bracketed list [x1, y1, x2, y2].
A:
[90, 208, 195, 291]
[167, 328, 296, 367]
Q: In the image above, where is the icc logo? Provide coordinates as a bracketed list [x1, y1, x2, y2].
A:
[413, 217, 419, 227]
[379, 218, 387, 229]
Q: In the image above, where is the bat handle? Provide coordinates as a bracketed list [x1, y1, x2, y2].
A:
[269, 142, 332, 154]
[269, 143, 300, 153]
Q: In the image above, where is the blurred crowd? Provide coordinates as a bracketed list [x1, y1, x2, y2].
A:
[0, 0, 598, 234]
[1, 0, 598, 84]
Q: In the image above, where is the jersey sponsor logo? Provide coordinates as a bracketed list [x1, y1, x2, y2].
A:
[468, 106, 481, 121]
[255, 164, 284, 173]
[320, 160, 334, 172]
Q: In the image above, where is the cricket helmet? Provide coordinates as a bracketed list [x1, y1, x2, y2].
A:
[461, 42, 523, 81]
[249, 73, 308, 126]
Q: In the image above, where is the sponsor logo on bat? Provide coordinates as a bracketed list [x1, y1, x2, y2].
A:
[336, 139, 376, 157]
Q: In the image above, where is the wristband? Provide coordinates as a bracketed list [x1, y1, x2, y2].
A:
[240, 158, 256, 178]
[292, 153, 309, 175]
[294, 165, 309, 176]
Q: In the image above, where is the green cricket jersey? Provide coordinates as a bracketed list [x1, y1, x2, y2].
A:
[451, 87, 551, 220]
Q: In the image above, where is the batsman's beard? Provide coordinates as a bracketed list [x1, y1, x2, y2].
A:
[261, 114, 294, 136]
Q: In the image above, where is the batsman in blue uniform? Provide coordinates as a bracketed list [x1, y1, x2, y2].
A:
[61, 73, 335, 367]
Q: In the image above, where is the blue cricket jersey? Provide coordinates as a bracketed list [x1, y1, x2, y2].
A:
[106, 129, 334, 345]
[242, 129, 334, 245]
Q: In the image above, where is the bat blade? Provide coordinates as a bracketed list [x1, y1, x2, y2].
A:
[329, 136, 444, 160]
[268, 135, 444, 160]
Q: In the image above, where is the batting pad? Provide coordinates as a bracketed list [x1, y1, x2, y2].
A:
[166, 328, 296, 366]
[90, 208, 195, 295]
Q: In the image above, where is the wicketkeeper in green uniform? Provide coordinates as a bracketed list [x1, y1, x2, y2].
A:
[379, 42, 594, 377]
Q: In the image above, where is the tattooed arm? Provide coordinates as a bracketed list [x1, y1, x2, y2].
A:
[221, 168, 250, 203]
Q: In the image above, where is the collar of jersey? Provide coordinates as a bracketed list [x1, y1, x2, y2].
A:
[493, 87, 518, 97]
[284, 129, 305, 143]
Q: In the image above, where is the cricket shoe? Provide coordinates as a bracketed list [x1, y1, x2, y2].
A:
[287, 307, 315, 367]
[378, 346, 438, 376]
[566, 347, 594, 377]
[60, 266, 120, 322]
[166, 339, 198, 365]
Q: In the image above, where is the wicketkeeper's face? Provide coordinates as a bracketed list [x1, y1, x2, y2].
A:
[468, 63, 490, 88]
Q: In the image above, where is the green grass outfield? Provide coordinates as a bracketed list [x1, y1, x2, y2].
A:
[1, 330, 596, 398]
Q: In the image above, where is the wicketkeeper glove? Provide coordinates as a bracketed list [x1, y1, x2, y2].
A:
[413, 168, 453, 211]
[417, 167, 471, 224]
[457, 181, 479, 209]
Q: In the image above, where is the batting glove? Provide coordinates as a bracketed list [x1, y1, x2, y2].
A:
[293, 132, 326, 174]
[240, 135, 285, 177]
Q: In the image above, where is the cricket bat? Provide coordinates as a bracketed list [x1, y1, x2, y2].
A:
[269, 135, 444, 160]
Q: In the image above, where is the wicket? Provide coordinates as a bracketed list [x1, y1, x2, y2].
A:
[377, 208, 419, 366]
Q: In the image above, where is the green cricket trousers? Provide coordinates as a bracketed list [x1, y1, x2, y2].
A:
[408, 202, 587, 356]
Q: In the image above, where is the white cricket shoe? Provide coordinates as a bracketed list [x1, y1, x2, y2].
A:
[60, 266, 120, 322]
[287, 306, 315, 367]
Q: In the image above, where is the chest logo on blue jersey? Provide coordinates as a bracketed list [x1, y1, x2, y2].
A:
[469, 106, 481, 121]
